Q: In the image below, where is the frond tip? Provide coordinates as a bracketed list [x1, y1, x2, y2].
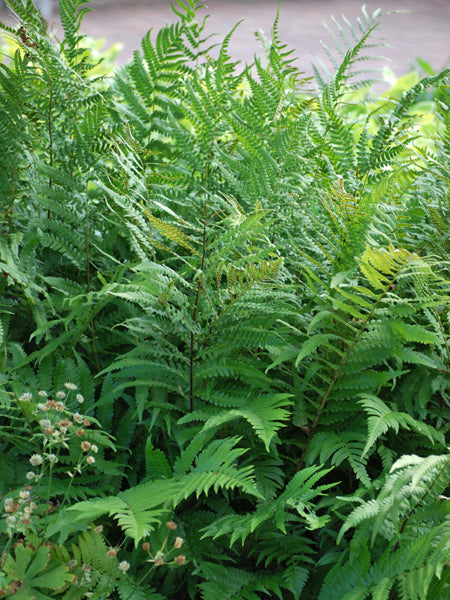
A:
[359, 244, 420, 290]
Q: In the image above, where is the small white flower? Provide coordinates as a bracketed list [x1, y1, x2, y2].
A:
[38, 390, 48, 397]
[64, 382, 77, 390]
[118, 561, 130, 573]
[37, 403, 49, 411]
[56, 391, 66, 399]
[73, 412, 83, 423]
[29, 454, 43, 466]
[26, 471, 35, 480]
[86, 456, 95, 465]
[91, 445, 98, 454]
[3, 498, 14, 511]
[48, 454, 58, 464]
[39, 419, 52, 429]
[55, 401, 65, 411]
[19, 490, 30, 500]
[76, 394, 84, 404]
[19, 392, 32, 402]
[5, 515, 16, 526]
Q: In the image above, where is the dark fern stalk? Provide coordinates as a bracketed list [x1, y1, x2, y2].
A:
[44, 58, 54, 213]
[296, 284, 389, 471]
[190, 215, 207, 412]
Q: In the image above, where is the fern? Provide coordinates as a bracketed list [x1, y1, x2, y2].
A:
[1, 1, 450, 598]
[321, 454, 450, 600]
[202, 465, 335, 546]
[69, 435, 261, 545]
[358, 394, 445, 459]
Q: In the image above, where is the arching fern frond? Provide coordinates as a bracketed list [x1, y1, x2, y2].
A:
[202, 465, 335, 546]
[359, 394, 445, 459]
[69, 436, 261, 545]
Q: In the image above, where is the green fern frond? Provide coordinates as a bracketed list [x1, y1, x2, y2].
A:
[359, 244, 420, 289]
[70, 437, 261, 545]
[202, 465, 334, 546]
[359, 394, 445, 458]
[117, 579, 168, 600]
[307, 431, 371, 486]
[69, 481, 179, 544]
[142, 206, 201, 257]
[180, 393, 292, 450]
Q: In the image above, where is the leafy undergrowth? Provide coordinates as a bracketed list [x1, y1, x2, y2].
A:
[0, 1, 449, 599]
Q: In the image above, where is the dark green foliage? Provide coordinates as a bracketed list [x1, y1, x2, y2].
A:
[1, 1, 449, 598]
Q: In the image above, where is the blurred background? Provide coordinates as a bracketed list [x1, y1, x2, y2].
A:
[1, 0, 449, 80]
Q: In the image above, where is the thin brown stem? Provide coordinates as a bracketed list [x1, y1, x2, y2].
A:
[39, 56, 54, 218]
[47, 74, 53, 216]
[296, 286, 389, 471]
[7, 154, 19, 235]
[85, 196, 90, 292]
[189, 217, 207, 412]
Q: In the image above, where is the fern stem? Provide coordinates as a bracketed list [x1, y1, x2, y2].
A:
[394, 457, 450, 552]
[434, 309, 450, 370]
[85, 191, 90, 292]
[7, 154, 19, 235]
[41, 56, 54, 217]
[89, 320, 101, 371]
[296, 285, 390, 471]
[190, 217, 207, 412]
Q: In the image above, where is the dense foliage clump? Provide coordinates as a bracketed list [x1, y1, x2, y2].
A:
[0, 1, 449, 598]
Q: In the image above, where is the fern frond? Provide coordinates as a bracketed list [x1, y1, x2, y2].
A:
[359, 394, 445, 458]
[202, 465, 334, 546]
[180, 393, 292, 451]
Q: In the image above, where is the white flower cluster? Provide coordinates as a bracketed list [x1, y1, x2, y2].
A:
[3, 490, 37, 533]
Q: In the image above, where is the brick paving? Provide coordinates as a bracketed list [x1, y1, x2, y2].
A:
[1, 1, 449, 81]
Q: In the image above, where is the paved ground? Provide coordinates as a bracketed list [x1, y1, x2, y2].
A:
[1, 1, 449, 82]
